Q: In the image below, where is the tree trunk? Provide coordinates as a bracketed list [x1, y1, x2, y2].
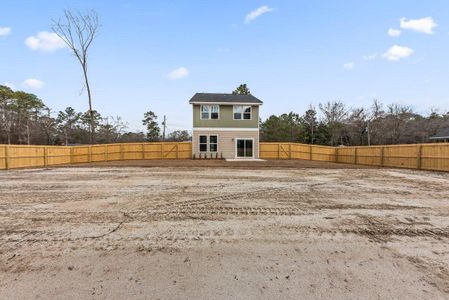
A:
[26, 122, 30, 145]
[82, 63, 95, 144]
[64, 129, 68, 146]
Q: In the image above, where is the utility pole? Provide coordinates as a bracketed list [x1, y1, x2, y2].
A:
[162, 115, 166, 142]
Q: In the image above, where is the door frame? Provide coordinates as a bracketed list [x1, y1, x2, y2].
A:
[235, 137, 255, 159]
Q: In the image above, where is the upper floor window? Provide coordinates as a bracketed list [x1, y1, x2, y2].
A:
[201, 105, 219, 119]
[233, 105, 252, 120]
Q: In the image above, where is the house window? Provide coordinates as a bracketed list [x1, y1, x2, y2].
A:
[243, 106, 251, 119]
[201, 105, 219, 119]
[233, 105, 252, 120]
[211, 105, 219, 119]
[209, 135, 218, 152]
[198, 135, 218, 152]
[199, 135, 207, 152]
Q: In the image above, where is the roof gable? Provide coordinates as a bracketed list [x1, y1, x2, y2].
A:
[189, 93, 263, 105]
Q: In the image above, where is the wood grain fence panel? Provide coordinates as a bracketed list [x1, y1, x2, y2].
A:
[382, 145, 418, 169]
[72, 146, 89, 163]
[122, 143, 143, 160]
[311, 145, 335, 162]
[290, 143, 310, 160]
[143, 143, 162, 159]
[259, 143, 280, 159]
[106, 144, 121, 161]
[421, 143, 449, 171]
[90, 145, 107, 162]
[47, 147, 71, 166]
[355, 147, 383, 166]
[9, 146, 44, 168]
[0, 146, 6, 170]
[162, 143, 178, 159]
[177, 142, 192, 159]
[335, 147, 354, 164]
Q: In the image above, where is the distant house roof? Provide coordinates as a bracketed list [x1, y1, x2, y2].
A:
[429, 128, 449, 140]
[189, 93, 263, 105]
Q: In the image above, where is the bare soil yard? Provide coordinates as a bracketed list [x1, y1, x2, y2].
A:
[1, 163, 449, 299]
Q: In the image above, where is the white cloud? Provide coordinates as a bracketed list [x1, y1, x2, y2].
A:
[363, 53, 377, 60]
[22, 78, 45, 89]
[167, 67, 189, 80]
[383, 45, 414, 61]
[0, 27, 11, 37]
[400, 17, 437, 34]
[343, 62, 354, 70]
[245, 6, 273, 24]
[25, 31, 66, 52]
[388, 28, 401, 37]
[3, 82, 16, 90]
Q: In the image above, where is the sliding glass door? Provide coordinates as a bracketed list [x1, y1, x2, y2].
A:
[236, 139, 253, 158]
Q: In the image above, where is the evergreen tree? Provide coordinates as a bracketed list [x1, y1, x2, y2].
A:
[232, 84, 251, 95]
[142, 111, 160, 141]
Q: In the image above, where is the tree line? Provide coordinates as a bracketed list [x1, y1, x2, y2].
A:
[0, 85, 190, 145]
[2, 83, 448, 146]
[260, 100, 449, 146]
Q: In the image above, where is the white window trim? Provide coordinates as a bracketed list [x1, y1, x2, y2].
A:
[233, 105, 252, 120]
[209, 135, 218, 153]
[235, 138, 255, 159]
[199, 135, 208, 152]
[198, 134, 219, 153]
[200, 105, 220, 120]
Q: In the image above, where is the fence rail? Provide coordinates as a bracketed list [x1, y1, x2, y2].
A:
[1, 142, 448, 172]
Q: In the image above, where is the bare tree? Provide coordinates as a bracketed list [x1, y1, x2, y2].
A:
[52, 9, 100, 144]
[319, 101, 348, 145]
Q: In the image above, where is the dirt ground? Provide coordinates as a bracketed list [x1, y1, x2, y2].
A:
[1, 162, 449, 299]
[65, 158, 376, 169]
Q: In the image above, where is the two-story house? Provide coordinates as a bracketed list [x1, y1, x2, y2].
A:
[189, 93, 263, 159]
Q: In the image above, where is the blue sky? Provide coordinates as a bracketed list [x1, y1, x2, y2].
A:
[1, 1, 448, 132]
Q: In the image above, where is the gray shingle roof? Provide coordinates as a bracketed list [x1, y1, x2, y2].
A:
[189, 93, 263, 104]
[430, 128, 449, 139]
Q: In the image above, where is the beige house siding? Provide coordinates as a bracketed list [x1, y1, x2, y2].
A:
[192, 129, 259, 159]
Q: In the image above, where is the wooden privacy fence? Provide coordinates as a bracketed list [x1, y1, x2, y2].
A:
[259, 142, 449, 172]
[0, 142, 192, 170]
[1, 141, 448, 172]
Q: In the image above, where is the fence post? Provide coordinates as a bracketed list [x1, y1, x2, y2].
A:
[105, 145, 109, 162]
[334, 147, 338, 163]
[160, 143, 164, 159]
[289, 143, 292, 160]
[176, 144, 179, 159]
[309, 145, 312, 160]
[354, 148, 358, 165]
[417, 144, 423, 170]
[277, 144, 280, 160]
[141, 143, 145, 160]
[70, 147, 74, 164]
[380, 146, 384, 167]
[120, 144, 124, 161]
[87, 146, 92, 162]
[43, 147, 48, 167]
[4, 145, 9, 170]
